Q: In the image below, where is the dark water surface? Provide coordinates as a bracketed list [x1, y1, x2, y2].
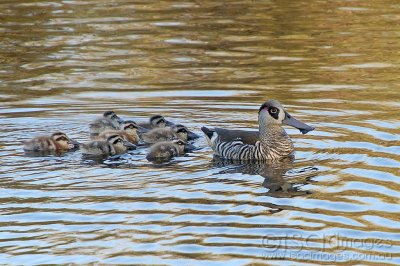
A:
[1, 0, 399, 265]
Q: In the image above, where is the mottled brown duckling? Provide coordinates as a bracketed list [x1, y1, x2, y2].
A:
[89, 111, 123, 138]
[98, 120, 140, 145]
[138, 115, 170, 131]
[137, 115, 199, 140]
[23, 132, 77, 152]
[141, 124, 189, 144]
[80, 135, 136, 156]
[146, 139, 186, 162]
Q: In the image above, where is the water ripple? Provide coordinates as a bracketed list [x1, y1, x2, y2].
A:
[0, 0, 399, 265]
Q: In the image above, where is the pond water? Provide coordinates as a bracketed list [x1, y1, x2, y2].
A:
[0, 0, 399, 265]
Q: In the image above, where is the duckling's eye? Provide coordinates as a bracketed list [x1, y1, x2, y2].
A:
[113, 139, 122, 144]
[157, 119, 165, 124]
[270, 107, 278, 114]
[56, 137, 68, 141]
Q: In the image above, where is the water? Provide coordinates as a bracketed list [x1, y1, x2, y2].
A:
[1, 0, 399, 264]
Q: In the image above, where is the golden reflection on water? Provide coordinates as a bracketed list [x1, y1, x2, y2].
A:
[0, 0, 399, 265]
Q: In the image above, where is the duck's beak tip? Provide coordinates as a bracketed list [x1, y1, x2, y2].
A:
[299, 125, 315, 134]
[123, 141, 137, 150]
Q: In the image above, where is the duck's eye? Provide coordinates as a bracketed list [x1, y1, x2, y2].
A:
[157, 119, 165, 124]
[270, 107, 278, 114]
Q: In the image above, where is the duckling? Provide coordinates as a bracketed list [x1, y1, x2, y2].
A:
[98, 120, 139, 145]
[138, 115, 170, 131]
[80, 135, 136, 156]
[23, 132, 77, 152]
[146, 139, 186, 162]
[89, 111, 123, 138]
[141, 124, 189, 144]
[202, 99, 315, 161]
[137, 115, 199, 140]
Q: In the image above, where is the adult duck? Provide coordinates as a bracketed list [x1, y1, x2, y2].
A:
[201, 99, 314, 161]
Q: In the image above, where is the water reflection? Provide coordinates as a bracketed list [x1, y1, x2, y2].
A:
[211, 156, 317, 197]
[23, 147, 79, 158]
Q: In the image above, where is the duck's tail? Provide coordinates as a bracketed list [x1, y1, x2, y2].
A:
[201, 126, 218, 149]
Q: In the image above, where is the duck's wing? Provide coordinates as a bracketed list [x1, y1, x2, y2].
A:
[214, 128, 259, 145]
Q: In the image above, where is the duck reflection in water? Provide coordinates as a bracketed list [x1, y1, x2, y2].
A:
[210, 156, 318, 198]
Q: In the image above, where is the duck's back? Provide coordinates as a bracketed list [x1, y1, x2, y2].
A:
[214, 128, 259, 145]
[146, 142, 177, 161]
[142, 128, 174, 143]
[23, 136, 56, 151]
[90, 118, 119, 137]
[80, 141, 114, 155]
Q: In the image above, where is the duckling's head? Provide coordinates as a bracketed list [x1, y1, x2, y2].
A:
[171, 139, 186, 154]
[172, 124, 189, 141]
[150, 115, 166, 128]
[258, 99, 315, 134]
[103, 111, 123, 124]
[107, 134, 136, 151]
[121, 120, 139, 134]
[51, 132, 75, 150]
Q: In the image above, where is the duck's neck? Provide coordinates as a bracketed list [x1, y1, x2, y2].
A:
[258, 121, 294, 156]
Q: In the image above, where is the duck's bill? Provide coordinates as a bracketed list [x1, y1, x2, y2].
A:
[68, 139, 81, 149]
[283, 112, 315, 134]
[165, 120, 175, 127]
[187, 131, 200, 140]
[184, 143, 196, 152]
[123, 141, 137, 150]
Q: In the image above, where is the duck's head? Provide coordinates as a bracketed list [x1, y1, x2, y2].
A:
[171, 139, 187, 154]
[51, 132, 76, 149]
[172, 124, 189, 141]
[103, 111, 123, 124]
[150, 115, 166, 128]
[258, 99, 315, 134]
[107, 134, 136, 150]
[121, 120, 139, 133]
